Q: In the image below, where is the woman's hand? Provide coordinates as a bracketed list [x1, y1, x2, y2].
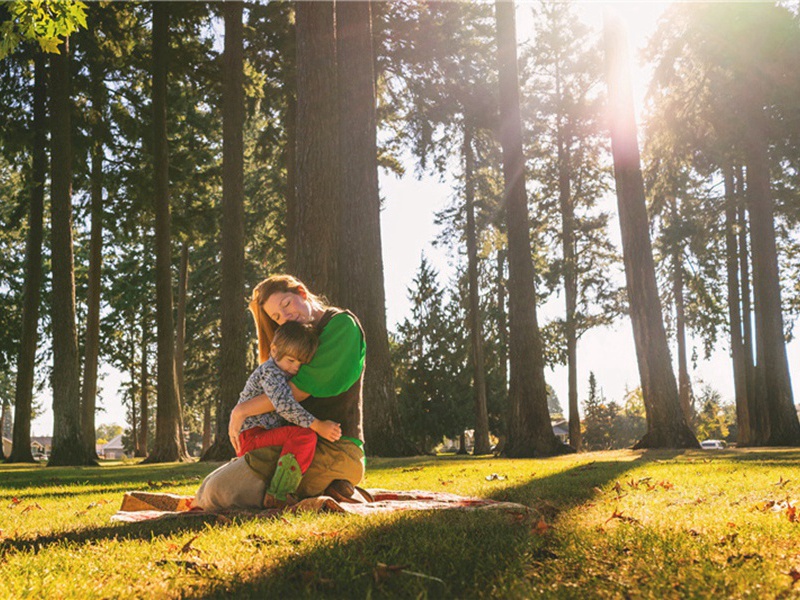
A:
[310, 419, 342, 443]
[228, 405, 245, 454]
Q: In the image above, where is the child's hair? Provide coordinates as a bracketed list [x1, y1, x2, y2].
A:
[248, 274, 328, 363]
[271, 321, 319, 364]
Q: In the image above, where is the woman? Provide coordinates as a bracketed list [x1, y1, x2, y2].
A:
[194, 274, 366, 510]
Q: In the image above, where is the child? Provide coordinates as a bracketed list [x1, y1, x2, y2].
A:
[236, 321, 341, 508]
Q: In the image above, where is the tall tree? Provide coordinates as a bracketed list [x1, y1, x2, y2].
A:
[203, 0, 245, 461]
[522, 1, 618, 451]
[336, 0, 411, 455]
[47, 36, 90, 466]
[462, 123, 491, 455]
[603, 10, 697, 449]
[144, 2, 188, 463]
[78, 23, 109, 463]
[8, 52, 46, 464]
[291, 1, 339, 299]
[495, 0, 567, 457]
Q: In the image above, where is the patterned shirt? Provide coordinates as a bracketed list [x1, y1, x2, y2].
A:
[238, 357, 317, 433]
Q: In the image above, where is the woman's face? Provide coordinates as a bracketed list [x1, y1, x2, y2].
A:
[262, 290, 312, 326]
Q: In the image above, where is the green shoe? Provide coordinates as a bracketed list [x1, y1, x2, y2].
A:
[265, 453, 303, 502]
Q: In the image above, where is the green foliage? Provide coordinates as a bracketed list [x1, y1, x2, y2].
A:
[0, 0, 88, 58]
[694, 382, 735, 442]
[392, 257, 472, 452]
[582, 374, 646, 450]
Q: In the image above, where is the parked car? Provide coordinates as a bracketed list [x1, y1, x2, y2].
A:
[700, 439, 726, 450]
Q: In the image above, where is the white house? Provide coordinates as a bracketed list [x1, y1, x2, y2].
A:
[100, 434, 128, 460]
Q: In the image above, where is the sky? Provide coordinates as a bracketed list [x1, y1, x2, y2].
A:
[29, 1, 800, 436]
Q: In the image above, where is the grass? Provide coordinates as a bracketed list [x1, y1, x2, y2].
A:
[2, 448, 800, 598]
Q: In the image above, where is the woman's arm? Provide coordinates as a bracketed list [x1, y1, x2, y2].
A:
[227, 380, 311, 453]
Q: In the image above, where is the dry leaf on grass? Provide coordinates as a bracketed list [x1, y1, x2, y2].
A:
[532, 518, 552, 535]
[605, 508, 640, 525]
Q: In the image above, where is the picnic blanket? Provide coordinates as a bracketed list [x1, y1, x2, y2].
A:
[110, 489, 529, 523]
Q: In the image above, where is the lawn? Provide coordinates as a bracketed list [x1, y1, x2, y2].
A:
[2, 448, 800, 598]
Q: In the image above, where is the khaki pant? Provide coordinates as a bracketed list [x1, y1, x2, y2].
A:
[193, 438, 364, 511]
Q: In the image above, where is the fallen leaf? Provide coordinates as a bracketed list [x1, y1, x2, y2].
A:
[21, 503, 43, 513]
[592, 486, 604, 494]
[373, 563, 409, 584]
[310, 530, 342, 538]
[215, 514, 231, 524]
[532, 518, 552, 535]
[401, 466, 423, 472]
[717, 532, 738, 545]
[788, 505, 799, 523]
[658, 480, 675, 490]
[605, 508, 640, 525]
[8, 498, 20, 509]
[75, 510, 88, 517]
[180, 534, 201, 554]
[774, 477, 791, 488]
[787, 567, 800, 585]
[612, 482, 623, 495]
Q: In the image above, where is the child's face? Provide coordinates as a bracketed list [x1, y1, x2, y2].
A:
[271, 346, 303, 375]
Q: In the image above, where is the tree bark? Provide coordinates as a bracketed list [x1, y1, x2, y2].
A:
[336, 0, 413, 456]
[603, 11, 697, 449]
[80, 55, 106, 464]
[495, 0, 568, 457]
[737, 168, 761, 444]
[144, 3, 187, 463]
[9, 53, 47, 464]
[202, 401, 212, 454]
[669, 197, 692, 425]
[496, 247, 508, 396]
[292, 1, 339, 300]
[463, 124, 491, 455]
[724, 165, 750, 445]
[136, 314, 149, 457]
[203, 0, 246, 462]
[47, 37, 90, 466]
[556, 93, 580, 451]
[743, 108, 800, 446]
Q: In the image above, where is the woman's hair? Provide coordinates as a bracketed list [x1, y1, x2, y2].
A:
[248, 274, 328, 363]
[271, 322, 319, 363]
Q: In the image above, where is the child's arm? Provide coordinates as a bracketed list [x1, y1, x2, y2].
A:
[257, 361, 318, 428]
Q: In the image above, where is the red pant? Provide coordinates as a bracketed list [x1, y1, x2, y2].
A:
[237, 425, 317, 472]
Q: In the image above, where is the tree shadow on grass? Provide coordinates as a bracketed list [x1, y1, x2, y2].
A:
[188, 452, 661, 599]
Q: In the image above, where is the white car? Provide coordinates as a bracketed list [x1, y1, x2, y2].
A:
[700, 439, 726, 450]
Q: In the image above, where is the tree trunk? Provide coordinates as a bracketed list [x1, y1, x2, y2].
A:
[495, 0, 567, 457]
[669, 197, 692, 425]
[175, 242, 188, 412]
[80, 56, 106, 464]
[556, 97, 580, 451]
[743, 108, 800, 446]
[462, 124, 491, 456]
[603, 11, 697, 449]
[203, 1, 246, 462]
[202, 401, 212, 454]
[496, 247, 508, 396]
[292, 1, 339, 300]
[129, 332, 138, 456]
[47, 37, 90, 466]
[9, 53, 46, 464]
[144, 3, 187, 463]
[724, 165, 750, 445]
[336, 0, 412, 456]
[136, 314, 149, 457]
[737, 168, 761, 444]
